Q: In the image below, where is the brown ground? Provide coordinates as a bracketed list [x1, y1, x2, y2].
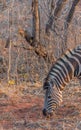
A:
[0, 80, 81, 130]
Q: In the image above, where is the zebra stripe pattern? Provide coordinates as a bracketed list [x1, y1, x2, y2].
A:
[43, 45, 81, 117]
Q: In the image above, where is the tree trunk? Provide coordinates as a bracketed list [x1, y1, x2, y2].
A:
[45, 0, 80, 55]
[45, 0, 65, 35]
[65, 0, 80, 29]
[32, 0, 40, 44]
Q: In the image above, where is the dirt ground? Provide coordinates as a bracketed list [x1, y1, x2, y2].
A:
[0, 80, 81, 130]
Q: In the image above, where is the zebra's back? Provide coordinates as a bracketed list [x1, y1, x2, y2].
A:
[47, 46, 81, 90]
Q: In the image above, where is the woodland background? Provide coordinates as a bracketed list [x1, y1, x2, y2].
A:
[0, 0, 81, 83]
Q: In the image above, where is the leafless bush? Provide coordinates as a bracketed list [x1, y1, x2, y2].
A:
[0, 0, 81, 84]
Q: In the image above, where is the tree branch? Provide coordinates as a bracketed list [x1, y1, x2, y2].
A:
[18, 28, 54, 63]
[45, 0, 65, 35]
[65, 0, 80, 29]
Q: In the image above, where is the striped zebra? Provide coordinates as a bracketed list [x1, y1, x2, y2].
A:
[42, 45, 81, 117]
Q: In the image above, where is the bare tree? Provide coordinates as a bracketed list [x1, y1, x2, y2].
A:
[19, 0, 40, 46]
[45, 0, 80, 54]
[65, 0, 80, 29]
[46, 0, 65, 35]
[46, 0, 80, 34]
[19, 0, 80, 61]
[19, 0, 49, 61]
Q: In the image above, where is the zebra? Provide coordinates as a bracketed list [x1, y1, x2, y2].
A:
[42, 45, 81, 117]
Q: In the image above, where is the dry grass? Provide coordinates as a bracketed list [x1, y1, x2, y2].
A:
[0, 79, 81, 130]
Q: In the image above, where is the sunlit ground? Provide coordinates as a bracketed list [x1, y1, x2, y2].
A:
[0, 79, 81, 130]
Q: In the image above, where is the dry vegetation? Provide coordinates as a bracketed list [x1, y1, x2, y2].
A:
[0, 0, 81, 130]
[0, 79, 81, 130]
